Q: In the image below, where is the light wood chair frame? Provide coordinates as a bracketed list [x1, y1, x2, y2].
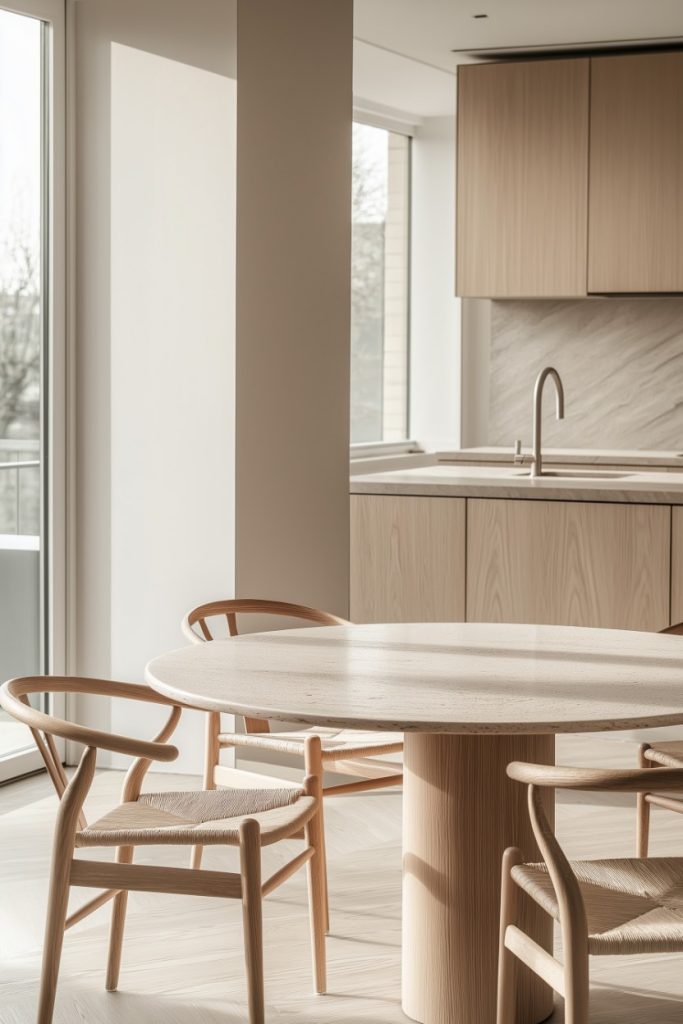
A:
[181, 599, 404, 923]
[636, 620, 683, 857]
[497, 760, 683, 1024]
[0, 675, 327, 1024]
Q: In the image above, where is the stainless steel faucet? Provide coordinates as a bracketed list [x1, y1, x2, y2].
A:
[531, 366, 564, 477]
[514, 367, 565, 477]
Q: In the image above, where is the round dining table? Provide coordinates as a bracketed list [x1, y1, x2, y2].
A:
[146, 621, 683, 1024]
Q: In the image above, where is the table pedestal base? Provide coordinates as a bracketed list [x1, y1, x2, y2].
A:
[402, 733, 556, 1024]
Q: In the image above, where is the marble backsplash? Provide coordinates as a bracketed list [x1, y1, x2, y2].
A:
[489, 298, 683, 450]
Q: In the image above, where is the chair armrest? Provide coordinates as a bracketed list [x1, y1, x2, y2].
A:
[1, 677, 180, 763]
[508, 760, 683, 793]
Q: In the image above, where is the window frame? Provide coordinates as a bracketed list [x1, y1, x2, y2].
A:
[0, 0, 67, 783]
[351, 109, 414, 452]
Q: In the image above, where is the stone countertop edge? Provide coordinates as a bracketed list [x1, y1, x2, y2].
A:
[350, 465, 683, 505]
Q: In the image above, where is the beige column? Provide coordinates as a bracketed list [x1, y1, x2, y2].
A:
[235, 0, 353, 617]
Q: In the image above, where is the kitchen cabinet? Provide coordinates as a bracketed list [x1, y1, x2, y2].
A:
[671, 507, 683, 624]
[466, 499, 670, 630]
[350, 494, 466, 622]
[456, 58, 590, 298]
[456, 50, 683, 297]
[588, 52, 683, 293]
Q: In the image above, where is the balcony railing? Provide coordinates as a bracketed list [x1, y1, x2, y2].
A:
[0, 439, 40, 536]
[0, 443, 41, 760]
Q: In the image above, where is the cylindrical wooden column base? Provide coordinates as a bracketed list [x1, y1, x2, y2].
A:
[402, 732, 555, 1024]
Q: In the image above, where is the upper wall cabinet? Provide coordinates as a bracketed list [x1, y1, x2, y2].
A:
[456, 59, 590, 298]
[588, 53, 683, 293]
[456, 51, 683, 297]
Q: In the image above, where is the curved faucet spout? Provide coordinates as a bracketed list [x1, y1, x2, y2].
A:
[532, 367, 565, 478]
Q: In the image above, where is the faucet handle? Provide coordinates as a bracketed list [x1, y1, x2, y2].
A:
[514, 440, 533, 467]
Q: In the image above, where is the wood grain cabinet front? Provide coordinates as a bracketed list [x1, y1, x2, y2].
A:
[588, 52, 683, 294]
[466, 499, 671, 630]
[350, 494, 466, 623]
[456, 58, 590, 298]
[670, 507, 683, 625]
[456, 51, 683, 297]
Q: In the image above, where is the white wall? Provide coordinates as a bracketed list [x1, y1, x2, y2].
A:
[410, 114, 461, 447]
[73, 0, 354, 775]
[74, 0, 237, 771]
[109, 43, 235, 770]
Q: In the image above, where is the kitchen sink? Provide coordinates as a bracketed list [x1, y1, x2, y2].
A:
[514, 469, 630, 480]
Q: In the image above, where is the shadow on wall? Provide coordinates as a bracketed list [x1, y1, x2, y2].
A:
[75, 0, 237, 768]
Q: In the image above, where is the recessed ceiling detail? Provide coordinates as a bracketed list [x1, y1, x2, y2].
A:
[354, 0, 683, 70]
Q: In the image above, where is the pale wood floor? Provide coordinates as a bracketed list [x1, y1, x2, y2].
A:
[3, 735, 683, 1023]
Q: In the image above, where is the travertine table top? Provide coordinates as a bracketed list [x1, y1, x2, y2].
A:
[146, 622, 683, 735]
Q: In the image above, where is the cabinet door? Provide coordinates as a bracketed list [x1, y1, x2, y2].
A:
[467, 499, 670, 630]
[670, 507, 683, 625]
[588, 53, 683, 293]
[350, 495, 466, 623]
[456, 59, 589, 298]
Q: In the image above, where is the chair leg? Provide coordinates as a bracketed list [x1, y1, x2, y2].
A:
[192, 710, 221, 870]
[37, 852, 73, 1024]
[496, 847, 523, 1024]
[319, 791, 330, 934]
[239, 818, 265, 1024]
[105, 845, 134, 991]
[305, 736, 330, 932]
[636, 743, 652, 858]
[562, 917, 590, 1024]
[564, 972, 590, 1024]
[37, 746, 96, 1024]
[304, 774, 327, 994]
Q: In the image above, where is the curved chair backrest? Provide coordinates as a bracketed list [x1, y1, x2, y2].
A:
[507, 759, 683, 965]
[0, 677, 182, 820]
[181, 598, 349, 733]
[662, 621, 683, 636]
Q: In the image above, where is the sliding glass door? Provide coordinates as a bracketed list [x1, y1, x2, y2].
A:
[0, 0, 65, 782]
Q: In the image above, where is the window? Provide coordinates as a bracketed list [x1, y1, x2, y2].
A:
[0, 0, 65, 782]
[351, 123, 410, 444]
[0, 7, 41, 534]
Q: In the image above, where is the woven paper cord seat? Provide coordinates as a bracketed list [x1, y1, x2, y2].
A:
[77, 785, 315, 847]
[513, 857, 683, 955]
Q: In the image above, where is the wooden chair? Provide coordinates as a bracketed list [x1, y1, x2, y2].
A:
[497, 760, 683, 1024]
[0, 675, 327, 1024]
[182, 598, 403, 925]
[636, 621, 683, 856]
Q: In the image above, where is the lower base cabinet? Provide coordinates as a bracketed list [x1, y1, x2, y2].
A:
[350, 495, 466, 623]
[351, 494, 672, 632]
[467, 499, 670, 630]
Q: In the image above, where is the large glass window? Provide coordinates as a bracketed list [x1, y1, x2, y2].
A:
[351, 123, 410, 444]
[0, 0, 64, 781]
[0, 8, 41, 533]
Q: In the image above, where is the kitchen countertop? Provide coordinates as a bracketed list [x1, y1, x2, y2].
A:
[436, 446, 683, 468]
[350, 463, 683, 504]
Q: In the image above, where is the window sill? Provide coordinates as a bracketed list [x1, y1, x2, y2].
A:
[349, 450, 437, 477]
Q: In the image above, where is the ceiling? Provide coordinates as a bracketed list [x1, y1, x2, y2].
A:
[354, 0, 683, 71]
